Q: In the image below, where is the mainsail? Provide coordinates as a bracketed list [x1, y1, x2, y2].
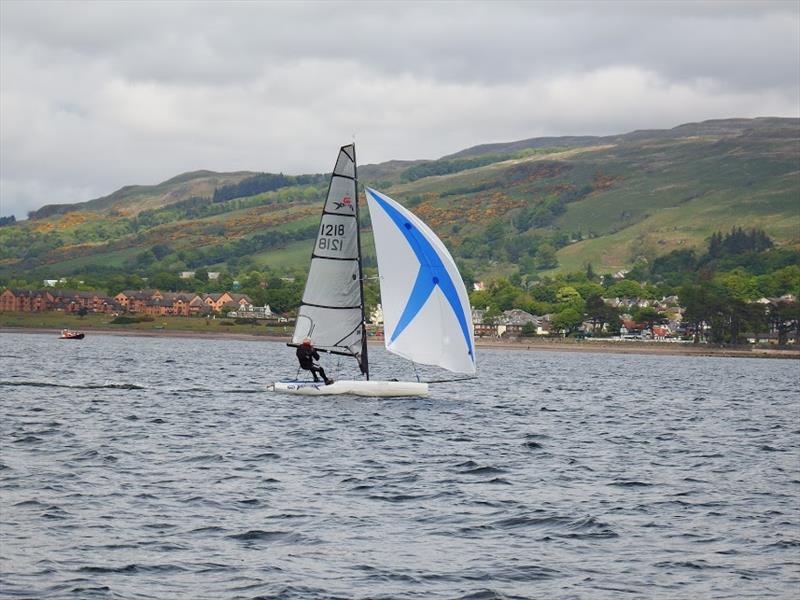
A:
[365, 188, 476, 374]
[293, 144, 366, 371]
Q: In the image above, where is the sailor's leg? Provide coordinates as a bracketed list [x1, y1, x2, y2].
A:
[317, 366, 333, 385]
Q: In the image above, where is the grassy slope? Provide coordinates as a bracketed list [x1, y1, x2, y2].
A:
[4, 118, 798, 278]
[550, 133, 800, 272]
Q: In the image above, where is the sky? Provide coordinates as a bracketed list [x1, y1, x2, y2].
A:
[1, 0, 798, 219]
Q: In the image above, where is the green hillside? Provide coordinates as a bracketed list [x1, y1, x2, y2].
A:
[1, 117, 798, 282]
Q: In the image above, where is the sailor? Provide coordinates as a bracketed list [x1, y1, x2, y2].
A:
[296, 338, 333, 385]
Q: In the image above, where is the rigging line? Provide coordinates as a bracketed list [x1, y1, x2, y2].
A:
[425, 376, 478, 384]
[286, 343, 356, 358]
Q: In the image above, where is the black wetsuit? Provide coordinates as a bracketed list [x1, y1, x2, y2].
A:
[296, 345, 329, 383]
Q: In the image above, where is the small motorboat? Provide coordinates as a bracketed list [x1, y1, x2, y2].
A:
[59, 329, 85, 340]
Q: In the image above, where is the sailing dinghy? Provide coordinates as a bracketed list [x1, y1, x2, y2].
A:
[269, 144, 475, 397]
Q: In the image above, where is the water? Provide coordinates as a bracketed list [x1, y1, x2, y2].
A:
[1, 332, 798, 599]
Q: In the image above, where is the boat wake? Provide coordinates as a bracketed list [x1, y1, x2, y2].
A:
[0, 380, 145, 390]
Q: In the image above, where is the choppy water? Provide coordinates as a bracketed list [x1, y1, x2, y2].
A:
[0, 331, 798, 599]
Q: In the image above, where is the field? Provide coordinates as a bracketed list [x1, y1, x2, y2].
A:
[0, 311, 293, 337]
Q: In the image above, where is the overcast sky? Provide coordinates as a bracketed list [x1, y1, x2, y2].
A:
[1, 0, 798, 218]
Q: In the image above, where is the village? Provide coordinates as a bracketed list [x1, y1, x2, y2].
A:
[1, 284, 796, 345]
[0, 287, 265, 319]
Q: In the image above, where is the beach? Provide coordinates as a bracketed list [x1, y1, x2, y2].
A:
[3, 326, 798, 360]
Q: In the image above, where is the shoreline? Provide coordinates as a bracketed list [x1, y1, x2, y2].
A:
[2, 326, 798, 359]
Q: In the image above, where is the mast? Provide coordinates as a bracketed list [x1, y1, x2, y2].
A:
[353, 144, 370, 380]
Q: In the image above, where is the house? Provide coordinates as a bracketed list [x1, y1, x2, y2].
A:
[651, 325, 671, 340]
[188, 295, 210, 316]
[201, 292, 252, 313]
[50, 289, 118, 314]
[0, 288, 20, 311]
[116, 290, 152, 313]
[1, 286, 239, 317]
[160, 292, 193, 316]
[498, 309, 541, 336]
[0, 288, 52, 312]
[472, 307, 542, 337]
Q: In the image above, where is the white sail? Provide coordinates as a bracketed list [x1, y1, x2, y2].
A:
[293, 145, 364, 364]
[365, 188, 476, 374]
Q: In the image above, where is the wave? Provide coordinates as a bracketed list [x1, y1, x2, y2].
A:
[0, 380, 144, 390]
[228, 529, 314, 545]
[457, 463, 508, 476]
[609, 480, 653, 487]
[654, 560, 726, 570]
[78, 563, 189, 574]
[465, 514, 617, 540]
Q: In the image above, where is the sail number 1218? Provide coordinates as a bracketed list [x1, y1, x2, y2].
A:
[319, 223, 345, 252]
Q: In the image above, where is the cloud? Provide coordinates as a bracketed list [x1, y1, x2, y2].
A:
[1, 0, 798, 218]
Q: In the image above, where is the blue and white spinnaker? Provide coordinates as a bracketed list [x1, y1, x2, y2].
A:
[365, 188, 476, 374]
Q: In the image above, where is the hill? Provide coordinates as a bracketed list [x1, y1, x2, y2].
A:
[1, 117, 798, 281]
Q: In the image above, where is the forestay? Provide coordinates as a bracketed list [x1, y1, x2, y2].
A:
[365, 188, 476, 374]
[293, 145, 364, 366]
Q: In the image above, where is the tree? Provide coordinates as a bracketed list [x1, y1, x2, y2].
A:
[551, 307, 584, 337]
[585, 262, 597, 281]
[680, 284, 713, 343]
[743, 302, 768, 344]
[535, 243, 558, 269]
[481, 306, 502, 333]
[556, 286, 581, 304]
[152, 243, 172, 260]
[150, 272, 181, 292]
[606, 279, 643, 299]
[770, 301, 800, 346]
[585, 294, 618, 334]
[632, 306, 667, 331]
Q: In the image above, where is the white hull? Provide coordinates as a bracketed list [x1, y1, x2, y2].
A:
[269, 379, 429, 397]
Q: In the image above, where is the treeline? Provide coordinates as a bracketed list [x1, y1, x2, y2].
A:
[129, 224, 319, 271]
[401, 153, 516, 182]
[212, 172, 326, 203]
[0, 215, 15, 227]
[28, 203, 80, 220]
[681, 283, 798, 345]
[707, 227, 773, 258]
[514, 184, 592, 231]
